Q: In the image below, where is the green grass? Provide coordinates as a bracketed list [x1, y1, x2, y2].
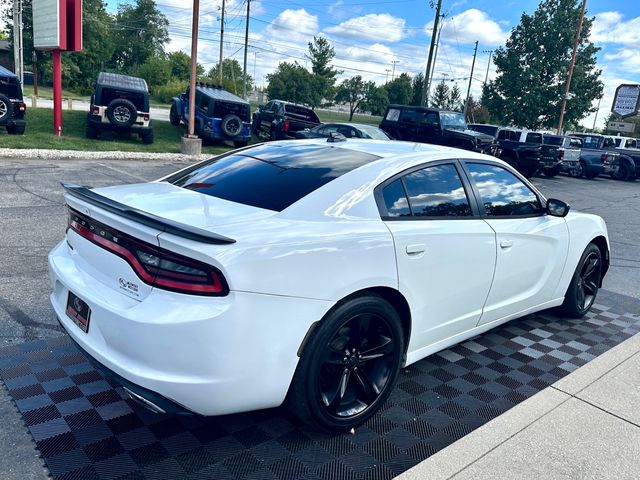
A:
[22, 86, 90, 101]
[0, 108, 229, 154]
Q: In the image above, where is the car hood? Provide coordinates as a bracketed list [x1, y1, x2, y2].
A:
[443, 127, 494, 143]
[92, 181, 276, 230]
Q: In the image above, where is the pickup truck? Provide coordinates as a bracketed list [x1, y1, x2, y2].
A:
[491, 128, 543, 178]
[379, 105, 495, 154]
[252, 100, 321, 140]
[612, 136, 639, 150]
[568, 133, 621, 179]
[541, 134, 581, 177]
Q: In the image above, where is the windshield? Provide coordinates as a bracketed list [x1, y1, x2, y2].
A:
[439, 112, 468, 129]
[358, 125, 391, 140]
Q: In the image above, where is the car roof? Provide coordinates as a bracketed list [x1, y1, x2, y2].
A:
[97, 72, 148, 92]
[195, 84, 249, 105]
[387, 104, 459, 114]
[0, 65, 17, 78]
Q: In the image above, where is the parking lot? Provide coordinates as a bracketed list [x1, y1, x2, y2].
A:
[1, 157, 639, 479]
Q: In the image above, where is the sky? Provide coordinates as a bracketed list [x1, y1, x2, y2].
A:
[111, 0, 640, 129]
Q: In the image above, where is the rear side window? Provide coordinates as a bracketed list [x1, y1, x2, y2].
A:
[283, 105, 320, 123]
[466, 163, 543, 217]
[380, 163, 472, 218]
[385, 108, 400, 121]
[170, 144, 380, 212]
[543, 136, 564, 146]
[0, 76, 22, 99]
[525, 132, 543, 144]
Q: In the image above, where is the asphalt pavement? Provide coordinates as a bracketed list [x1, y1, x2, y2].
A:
[0, 157, 638, 479]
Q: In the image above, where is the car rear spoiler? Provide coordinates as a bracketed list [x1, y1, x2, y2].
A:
[61, 182, 236, 245]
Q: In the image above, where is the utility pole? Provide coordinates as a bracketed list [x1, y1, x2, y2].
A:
[12, 0, 24, 85]
[385, 69, 391, 83]
[591, 96, 602, 132]
[463, 41, 478, 118]
[427, 13, 446, 104]
[557, 0, 587, 134]
[180, 0, 202, 155]
[218, 0, 225, 84]
[253, 51, 257, 85]
[482, 49, 494, 87]
[421, 0, 442, 106]
[242, 0, 251, 98]
[391, 60, 399, 81]
[32, 50, 38, 96]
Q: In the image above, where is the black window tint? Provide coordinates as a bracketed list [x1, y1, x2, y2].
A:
[543, 136, 564, 146]
[421, 112, 438, 125]
[400, 109, 419, 124]
[467, 163, 543, 217]
[382, 180, 411, 217]
[403, 164, 472, 217]
[525, 132, 543, 143]
[170, 144, 381, 212]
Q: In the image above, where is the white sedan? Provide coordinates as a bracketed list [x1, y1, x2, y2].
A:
[49, 138, 609, 432]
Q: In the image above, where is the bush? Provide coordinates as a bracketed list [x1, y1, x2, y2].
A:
[153, 80, 188, 104]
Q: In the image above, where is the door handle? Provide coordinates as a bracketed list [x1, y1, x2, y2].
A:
[500, 239, 514, 249]
[406, 244, 426, 255]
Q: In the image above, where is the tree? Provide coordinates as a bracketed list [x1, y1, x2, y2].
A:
[411, 73, 425, 106]
[266, 62, 314, 105]
[385, 73, 412, 105]
[335, 76, 374, 120]
[465, 95, 491, 123]
[167, 51, 203, 82]
[132, 54, 171, 92]
[431, 80, 450, 108]
[484, 0, 602, 129]
[111, 0, 169, 71]
[307, 36, 340, 107]
[361, 84, 389, 116]
[447, 84, 463, 111]
[206, 59, 253, 95]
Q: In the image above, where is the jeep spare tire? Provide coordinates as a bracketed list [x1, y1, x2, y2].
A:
[221, 114, 242, 137]
[0, 93, 14, 124]
[106, 99, 137, 128]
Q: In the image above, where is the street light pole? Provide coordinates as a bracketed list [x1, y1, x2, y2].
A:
[557, 0, 587, 134]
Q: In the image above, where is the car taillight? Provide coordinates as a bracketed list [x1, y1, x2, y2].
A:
[601, 153, 608, 163]
[67, 209, 228, 296]
[92, 106, 100, 115]
[143, 113, 150, 121]
[558, 148, 564, 161]
[18, 102, 26, 112]
[283, 119, 290, 132]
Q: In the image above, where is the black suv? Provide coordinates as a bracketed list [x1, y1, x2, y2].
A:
[379, 105, 494, 153]
[170, 84, 252, 147]
[0, 65, 26, 135]
[252, 100, 321, 140]
[86, 72, 153, 144]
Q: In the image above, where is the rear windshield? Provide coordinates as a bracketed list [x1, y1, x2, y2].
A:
[169, 143, 381, 211]
[283, 105, 320, 123]
[470, 125, 499, 137]
[543, 136, 564, 146]
[0, 76, 22, 99]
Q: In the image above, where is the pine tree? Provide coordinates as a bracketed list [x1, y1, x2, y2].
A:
[448, 84, 462, 111]
[431, 81, 450, 108]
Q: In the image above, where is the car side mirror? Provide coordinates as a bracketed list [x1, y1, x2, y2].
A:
[546, 198, 570, 217]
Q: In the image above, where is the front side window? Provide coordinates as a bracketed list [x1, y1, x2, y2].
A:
[400, 109, 419, 124]
[317, 125, 338, 135]
[466, 163, 543, 217]
[421, 112, 438, 125]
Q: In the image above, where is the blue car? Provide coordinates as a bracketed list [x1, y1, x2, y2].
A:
[170, 84, 251, 147]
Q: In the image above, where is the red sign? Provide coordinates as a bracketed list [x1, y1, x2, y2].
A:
[66, 0, 82, 52]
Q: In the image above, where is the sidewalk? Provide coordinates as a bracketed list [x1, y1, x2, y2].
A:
[397, 331, 640, 480]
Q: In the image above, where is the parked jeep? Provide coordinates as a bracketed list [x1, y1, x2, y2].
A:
[86, 72, 153, 144]
[170, 83, 251, 147]
[0, 65, 26, 135]
[379, 105, 494, 153]
[252, 100, 320, 140]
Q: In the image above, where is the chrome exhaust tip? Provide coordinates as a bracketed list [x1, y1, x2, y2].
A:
[123, 387, 166, 414]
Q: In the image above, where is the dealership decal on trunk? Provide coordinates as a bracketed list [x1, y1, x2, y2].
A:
[119, 277, 139, 296]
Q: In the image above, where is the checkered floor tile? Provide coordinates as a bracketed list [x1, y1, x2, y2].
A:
[1, 291, 639, 480]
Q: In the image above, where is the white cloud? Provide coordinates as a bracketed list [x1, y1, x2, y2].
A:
[428, 9, 508, 47]
[325, 14, 407, 43]
[263, 9, 319, 43]
[342, 43, 396, 64]
[591, 11, 640, 48]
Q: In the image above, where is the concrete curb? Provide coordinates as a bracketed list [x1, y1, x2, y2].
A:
[395, 331, 640, 480]
[0, 148, 209, 162]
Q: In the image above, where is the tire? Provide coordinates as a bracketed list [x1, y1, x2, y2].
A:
[0, 93, 13, 124]
[585, 167, 599, 179]
[85, 125, 98, 139]
[106, 99, 137, 128]
[221, 114, 242, 137]
[559, 243, 602, 318]
[568, 161, 585, 178]
[500, 155, 518, 170]
[169, 104, 181, 126]
[233, 140, 248, 148]
[12, 125, 25, 135]
[611, 161, 632, 181]
[543, 166, 560, 178]
[141, 130, 154, 144]
[287, 294, 404, 432]
[519, 165, 537, 178]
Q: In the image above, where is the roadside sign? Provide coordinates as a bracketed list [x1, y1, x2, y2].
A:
[611, 84, 640, 118]
[607, 121, 635, 134]
[32, 0, 66, 50]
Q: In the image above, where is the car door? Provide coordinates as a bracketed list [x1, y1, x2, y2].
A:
[397, 108, 419, 141]
[417, 111, 441, 145]
[379, 161, 497, 353]
[462, 161, 570, 325]
[259, 101, 275, 134]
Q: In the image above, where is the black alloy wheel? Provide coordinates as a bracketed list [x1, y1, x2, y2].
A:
[612, 161, 631, 181]
[0, 93, 13, 122]
[288, 295, 404, 432]
[568, 161, 586, 178]
[560, 243, 602, 318]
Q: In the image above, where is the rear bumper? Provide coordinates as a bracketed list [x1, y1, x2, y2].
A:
[48, 239, 331, 416]
[87, 114, 152, 133]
